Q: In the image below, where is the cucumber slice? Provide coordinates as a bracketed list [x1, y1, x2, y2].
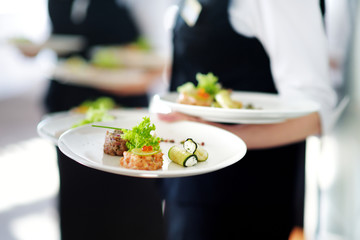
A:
[183, 138, 208, 161]
[194, 146, 208, 161]
[168, 145, 198, 167]
[215, 90, 242, 109]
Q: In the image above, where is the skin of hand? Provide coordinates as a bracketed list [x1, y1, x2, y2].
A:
[17, 43, 42, 57]
[158, 111, 321, 150]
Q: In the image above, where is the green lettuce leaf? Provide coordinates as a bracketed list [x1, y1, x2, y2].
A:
[196, 72, 221, 96]
[121, 117, 161, 151]
[72, 106, 115, 128]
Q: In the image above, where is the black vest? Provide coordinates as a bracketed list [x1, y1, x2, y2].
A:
[170, 0, 276, 93]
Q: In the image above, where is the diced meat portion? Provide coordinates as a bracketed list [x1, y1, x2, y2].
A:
[103, 130, 128, 156]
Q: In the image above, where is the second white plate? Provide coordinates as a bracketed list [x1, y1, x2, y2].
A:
[37, 108, 149, 145]
[157, 91, 319, 124]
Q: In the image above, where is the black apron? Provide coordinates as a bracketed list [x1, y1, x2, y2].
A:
[163, 0, 305, 239]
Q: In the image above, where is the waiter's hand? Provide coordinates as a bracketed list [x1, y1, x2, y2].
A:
[158, 111, 321, 150]
[98, 68, 164, 96]
[15, 43, 42, 58]
[157, 112, 202, 122]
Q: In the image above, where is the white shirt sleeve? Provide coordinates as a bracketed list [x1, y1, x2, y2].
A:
[229, 0, 337, 134]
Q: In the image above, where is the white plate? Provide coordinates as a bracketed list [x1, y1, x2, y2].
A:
[201, 116, 285, 124]
[44, 34, 86, 56]
[90, 46, 166, 69]
[37, 109, 149, 145]
[53, 63, 147, 89]
[157, 91, 320, 124]
[37, 111, 84, 145]
[10, 34, 86, 56]
[58, 119, 247, 178]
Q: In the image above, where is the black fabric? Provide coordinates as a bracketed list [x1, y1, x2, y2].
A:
[170, 0, 276, 94]
[44, 80, 148, 113]
[320, 0, 326, 16]
[163, 143, 306, 239]
[163, 0, 306, 239]
[48, 0, 139, 50]
[56, 149, 165, 240]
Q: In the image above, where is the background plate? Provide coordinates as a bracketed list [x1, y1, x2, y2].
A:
[37, 108, 149, 145]
[158, 91, 320, 123]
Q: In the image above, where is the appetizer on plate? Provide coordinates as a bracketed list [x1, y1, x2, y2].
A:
[120, 117, 163, 170]
[177, 72, 256, 109]
[60, 36, 161, 70]
[90, 37, 152, 69]
[168, 138, 208, 167]
[183, 138, 208, 162]
[94, 118, 210, 170]
[103, 129, 127, 156]
[94, 117, 164, 171]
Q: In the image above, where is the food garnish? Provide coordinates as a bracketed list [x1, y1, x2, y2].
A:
[177, 72, 221, 106]
[168, 138, 208, 167]
[168, 145, 198, 167]
[177, 72, 256, 109]
[72, 96, 116, 114]
[119, 116, 162, 170]
[72, 106, 115, 128]
[183, 138, 208, 162]
[131, 147, 160, 156]
[121, 117, 161, 152]
[71, 97, 116, 128]
[91, 48, 123, 69]
[103, 130, 127, 156]
[91, 36, 152, 68]
[94, 117, 163, 170]
[93, 116, 161, 153]
[196, 72, 222, 97]
[80, 97, 116, 110]
[95, 120, 210, 169]
[214, 90, 243, 109]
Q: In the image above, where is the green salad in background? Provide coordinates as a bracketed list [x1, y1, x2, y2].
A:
[177, 72, 257, 109]
[72, 97, 116, 128]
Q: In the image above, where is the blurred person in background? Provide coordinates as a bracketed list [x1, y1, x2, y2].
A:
[315, 0, 357, 239]
[44, 0, 164, 239]
[325, 0, 355, 98]
[159, 0, 336, 239]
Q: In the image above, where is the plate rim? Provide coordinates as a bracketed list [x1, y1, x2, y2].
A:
[158, 91, 320, 118]
[37, 109, 150, 145]
[37, 111, 81, 145]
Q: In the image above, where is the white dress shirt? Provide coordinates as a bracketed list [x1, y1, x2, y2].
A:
[229, 0, 337, 134]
